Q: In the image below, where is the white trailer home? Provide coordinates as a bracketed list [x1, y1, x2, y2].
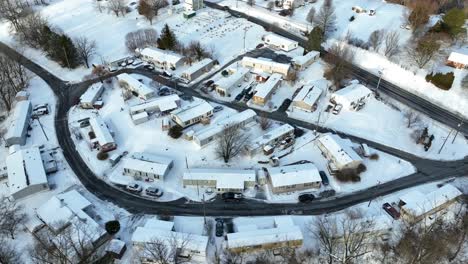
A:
[170, 100, 214, 128]
[131, 112, 149, 125]
[331, 83, 372, 111]
[117, 73, 155, 100]
[132, 218, 208, 264]
[214, 67, 250, 97]
[317, 134, 362, 172]
[283, 0, 305, 9]
[252, 73, 282, 106]
[292, 51, 320, 70]
[123, 152, 173, 180]
[79, 84, 104, 109]
[248, 124, 295, 155]
[5, 100, 32, 146]
[140, 47, 185, 70]
[181, 58, 214, 81]
[89, 116, 116, 152]
[292, 79, 328, 112]
[129, 94, 181, 115]
[267, 163, 322, 194]
[241, 57, 292, 77]
[262, 33, 299, 52]
[184, 0, 204, 12]
[7, 146, 49, 200]
[193, 109, 256, 147]
[183, 168, 257, 193]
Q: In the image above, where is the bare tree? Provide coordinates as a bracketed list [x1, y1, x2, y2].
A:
[406, 34, 441, 68]
[259, 114, 272, 131]
[368, 30, 384, 52]
[0, 198, 26, 240]
[107, 0, 126, 17]
[75, 36, 97, 68]
[125, 28, 158, 53]
[407, 0, 438, 33]
[141, 233, 192, 264]
[215, 125, 249, 163]
[266, 1, 274, 11]
[247, 0, 255, 6]
[29, 220, 103, 264]
[310, 216, 340, 264]
[93, 0, 104, 13]
[404, 110, 421, 128]
[0, 0, 30, 31]
[138, 0, 158, 25]
[313, 0, 337, 38]
[325, 42, 355, 87]
[223, 249, 247, 264]
[306, 7, 316, 25]
[0, 239, 22, 264]
[383, 31, 400, 58]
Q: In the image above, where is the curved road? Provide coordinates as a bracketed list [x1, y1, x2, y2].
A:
[1, 42, 467, 216]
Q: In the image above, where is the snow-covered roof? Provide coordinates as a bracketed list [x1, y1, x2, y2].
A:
[131, 111, 148, 121]
[268, 163, 321, 188]
[293, 80, 327, 106]
[332, 83, 372, 104]
[89, 116, 115, 146]
[227, 225, 303, 249]
[317, 134, 362, 168]
[400, 184, 462, 217]
[122, 157, 170, 176]
[36, 190, 101, 235]
[5, 100, 31, 140]
[274, 216, 295, 228]
[79, 83, 103, 104]
[6, 146, 47, 197]
[182, 58, 213, 76]
[171, 100, 213, 123]
[251, 124, 294, 147]
[448, 51, 468, 65]
[253, 73, 282, 99]
[242, 57, 291, 73]
[141, 47, 185, 65]
[144, 218, 174, 231]
[131, 152, 173, 165]
[263, 33, 298, 47]
[215, 67, 249, 89]
[183, 168, 256, 190]
[193, 110, 256, 144]
[292, 51, 320, 65]
[117, 73, 154, 97]
[130, 94, 180, 114]
[106, 239, 126, 254]
[132, 222, 208, 253]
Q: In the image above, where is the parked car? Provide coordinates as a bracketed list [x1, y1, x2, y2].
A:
[222, 192, 243, 202]
[234, 93, 244, 101]
[213, 106, 224, 112]
[33, 104, 49, 111]
[256, 43, 264, 49]
[204, 80, 214, 87]
[144, 64, 155, 70]
[120, 61, 127, 67]
[332, 104, 343, 115]
[215, 219, 224, 237]
[244, 92, 254, 102]
[145, 187, 164, 197]
[382, 202, 400, 219]
[162, 71, 172, 77]
[298, 193, 315, 203]
[126, 183, 142, 193]
[319, 171, 329, 186]
[127, 59, 135, 65]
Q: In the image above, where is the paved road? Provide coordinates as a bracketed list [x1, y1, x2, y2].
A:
[1, 39, 467, 216]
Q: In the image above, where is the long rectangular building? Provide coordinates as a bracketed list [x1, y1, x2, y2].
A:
[292, 79, 327, 112]
[117, 73, 155, 100]
[193, 109, 256, 147]
[79, 84, 104, 109]
[248, 124, 295, 155]
[129, 94, 180, 115]
[140, 47, 185, 70]
[215, 67, 250, 97]
[181, 58, 214, 81]
[317, 134, 362, 171]
[7, 146, 49, 200]
[170, 100, 214, 128]
[183, 168, 257, 193]
[267, 163, 322, 194]
[5, 100, 32, 146]
[252, 73, 282, 106]
[241, 57, 291, 77]
[89, 116, 116, 152]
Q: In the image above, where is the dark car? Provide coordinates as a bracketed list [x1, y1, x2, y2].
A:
[319, 171, 329, 186]
[235, 93, 244, 101]
[215, 219, 224, 237]
[244, 91, 254, 102]
[243, 86, 252, 94]
[256, 43, 264, 49]
[382, 203, 400, 219]
[222, 192, 243, 202]
[213, 106, 224, 112]
[204, 80, 214, 87]
[298, 193, 315, 203]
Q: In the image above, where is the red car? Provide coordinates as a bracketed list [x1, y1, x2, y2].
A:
[382, 203, 400, 219]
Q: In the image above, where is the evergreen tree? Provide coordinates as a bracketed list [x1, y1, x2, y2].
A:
[306, 27, 323, 51]
[158, 24, 177, 50]
[442, 8, 465, 37]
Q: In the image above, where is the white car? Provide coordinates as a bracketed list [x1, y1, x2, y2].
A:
[126, 183, 142, 193]
[332, 104, 343, 115]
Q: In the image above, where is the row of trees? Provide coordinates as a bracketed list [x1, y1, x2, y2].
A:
[138, 0, 169, 25]
[0, 54, 30, 111]
[0, 196, 26, 263]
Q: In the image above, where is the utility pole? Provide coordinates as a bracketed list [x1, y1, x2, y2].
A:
[452, 119, 464, 144]
[438, 129, 453, 154]
[62, 45, 71, 69]
[243, 28, 248, 53]
[375, 69, 383, 93]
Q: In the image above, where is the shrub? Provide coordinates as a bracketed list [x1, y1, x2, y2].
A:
[105, 220, 120, 235]
[357, 163, 367, 173]
[97, 151, 109, 160]
[425, 72, 455, 90]
[369, 153, 379, 160]
[168, 125, 183, 139]
[349, 16, 355, 22]
[88, 131, 96, 139]
[335, 169, 361, 182]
